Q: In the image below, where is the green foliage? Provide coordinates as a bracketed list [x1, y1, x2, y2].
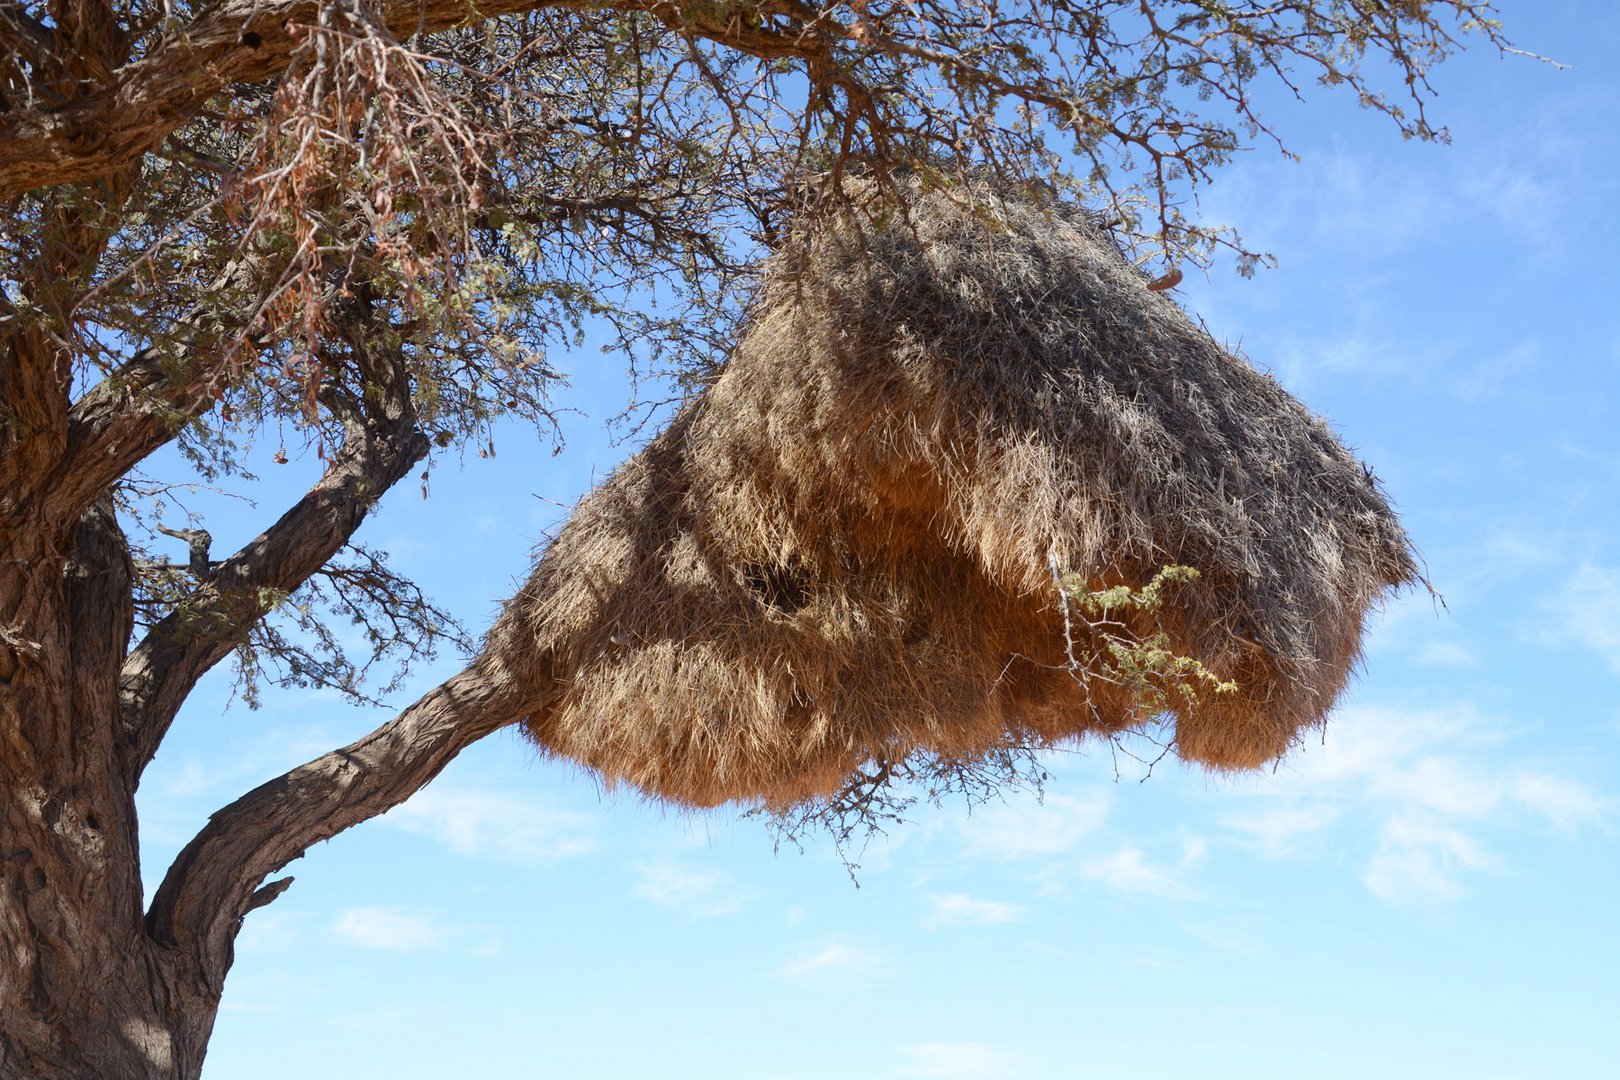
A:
[1057, 564, 1237, 719]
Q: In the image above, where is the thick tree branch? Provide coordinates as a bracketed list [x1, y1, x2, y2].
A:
[45, 0, 129, 89]
[44, 254, 267, 527]
[2, 168, 149, 525]
[44, 351, 216, 522]
[144, 656, 536, 985]
[0, 4, 54, 92]
[0, 319, 71, 517]
[0, 0, 838, 201]
[65, 496, 135, 714]
[119, 377, 429, 777]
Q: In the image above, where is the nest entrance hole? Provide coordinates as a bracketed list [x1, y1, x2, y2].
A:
[744, 561, 812, 614]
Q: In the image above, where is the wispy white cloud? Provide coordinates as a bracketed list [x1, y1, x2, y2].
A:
[898, 1042, 1027, 1079]
[1177, 915, 1262, 956]
[1203, 147, 1443, 264]
[1360, 591, 1453, 661]
[1453, 340, 1539, 402]
[1411, 640, 1478, 668]
[924, 893, 1022, 928]
[160, 757, 229, 798]
[634, 863, 742, 917]
[778, 941, 882, 979]
[1458, 162, 1563, 251]
[1222, 802, 1341, 857]
[1481, 528, 1564, 576]
[1266, 332, 1409, 393]
[1510, 773, 1608, 830]
[332, 906, 444, 952]
[1277, 704, 1485, 788]
[1378, 756, 1507, 819]
[949, 789, 1201, 903]
[1229, 704, 1607, 903]
[1079, 847, 1196, 899]
[1544, 562, 1620, 672]
[381, 787, 596, 863]
[1364, 816, 1498, 904]
[956, 792, 1109, 860]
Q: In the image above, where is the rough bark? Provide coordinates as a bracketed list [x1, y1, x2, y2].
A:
[2, 601, 532, 1079]
[0, 502, 200, 1079]
[0, 293, 515, 1076]
[2, 486, 535, 1079]
[0, 80, 523, 1056]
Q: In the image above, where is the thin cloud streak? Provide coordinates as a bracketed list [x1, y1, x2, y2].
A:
[955, 792, 1110, 861]
[331, 906, 444, 952]
[1080, 847, 1196, 899]
[1545, 562, 1620, 672]
[382, 787, 597, 863]
[899, 1042, 1028, 1079]
[634, 862, 742, 916]
[924, 893, 1022, 928]
[778, 941, 882, 979]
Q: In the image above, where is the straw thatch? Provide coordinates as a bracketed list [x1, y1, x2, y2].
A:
[486, 179, 1417, 810]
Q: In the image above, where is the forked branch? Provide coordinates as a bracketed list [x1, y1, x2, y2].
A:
[119, 365, 429, 776]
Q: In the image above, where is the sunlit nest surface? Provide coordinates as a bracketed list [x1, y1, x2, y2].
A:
[486, 179, 1418, 810]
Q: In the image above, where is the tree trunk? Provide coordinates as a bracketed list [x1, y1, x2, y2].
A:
[2, 499, 534, 1079]
[0, 505, 219, 1080]
[0, 934, 220, 1080]
[2, 286, 531, 1076]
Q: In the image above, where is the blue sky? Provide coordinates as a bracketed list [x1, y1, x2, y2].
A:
[138, 5, 1619, 1077]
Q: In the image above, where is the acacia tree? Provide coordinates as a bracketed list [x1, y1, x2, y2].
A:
[0, 2, 1513, 1076]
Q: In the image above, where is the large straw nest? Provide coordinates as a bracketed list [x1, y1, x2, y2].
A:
[486, 179, 1417, 810]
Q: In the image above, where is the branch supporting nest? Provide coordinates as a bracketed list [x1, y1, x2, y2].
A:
[146, 659, 534, 987]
